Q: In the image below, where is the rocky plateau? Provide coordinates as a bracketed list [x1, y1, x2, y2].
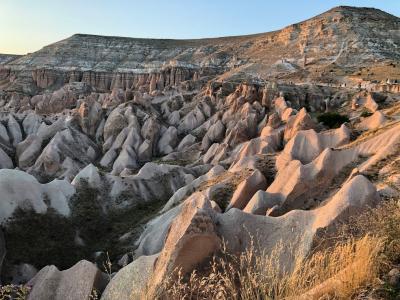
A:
[0, 5, 399, 300]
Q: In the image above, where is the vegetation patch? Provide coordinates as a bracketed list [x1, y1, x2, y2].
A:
[2, 208, 83, 273]
[317, 112, 350, 128]
[360, 109, 373, 118]
[2, 180, 166, 279]
[160, 199, 400, 299]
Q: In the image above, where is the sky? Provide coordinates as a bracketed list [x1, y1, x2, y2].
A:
[0, 0, 399, 55]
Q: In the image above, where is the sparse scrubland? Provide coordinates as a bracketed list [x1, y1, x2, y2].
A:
[160, 200, 400, 300]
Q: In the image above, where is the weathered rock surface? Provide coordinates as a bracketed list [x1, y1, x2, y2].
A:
[29, 127, 99, 181]
[101, 254, 158, 300]
[357, 110, 387, 130]
[0, 6, 399, 298]
[276, 124, 350, 170]
[146, 193, 220, 297]
[218, 175, 379, 270]
[227, 169, 267, 210]
[283, 108, 316, 143]
[0, 147, 13, 169]
[0, 169, 74, 223]
[28, 260, 109, 300]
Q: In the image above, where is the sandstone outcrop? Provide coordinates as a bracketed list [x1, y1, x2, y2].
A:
[0, 6, 398, 299]
[283, 108, 316, 143]
[0, 169, 74, 223]
[28, 260, 108, 300]
[218, 175, 379, 270]
[357, 110, 387, 130]
[276, 124, 350, 170]
[101, 254, 158, 300]
[146, 193, 220, 297]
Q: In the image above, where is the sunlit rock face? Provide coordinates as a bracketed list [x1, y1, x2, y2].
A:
[0, 6, 400, 299]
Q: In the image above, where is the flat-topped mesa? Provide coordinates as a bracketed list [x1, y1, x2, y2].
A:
[1, 6, 399, 93]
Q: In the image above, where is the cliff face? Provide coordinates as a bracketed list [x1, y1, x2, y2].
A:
[1, 6, 399, 94]
[0, 54, 20, 65]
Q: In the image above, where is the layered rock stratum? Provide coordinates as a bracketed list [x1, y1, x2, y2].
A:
[0, 5, 399, 299]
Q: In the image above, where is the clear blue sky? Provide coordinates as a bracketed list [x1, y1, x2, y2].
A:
[0, 0, 399, 54]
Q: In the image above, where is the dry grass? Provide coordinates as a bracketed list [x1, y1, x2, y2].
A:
[155, 199, 400, 300]
[161, 236, 383, 300]
[339, 120, 400, 150]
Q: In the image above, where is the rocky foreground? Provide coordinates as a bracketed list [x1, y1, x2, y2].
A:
[0, 5, 399, 300]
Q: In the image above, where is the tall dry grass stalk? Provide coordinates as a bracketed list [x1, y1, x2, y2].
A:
[163, 236, 383, 300]
[147, 199, 399, 300]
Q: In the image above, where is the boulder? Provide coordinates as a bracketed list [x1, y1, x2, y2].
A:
[267, 112, 281, 129]
[161, 165, 225, 213]
[244, 190, 276, 215]
[274, 96, 288, 116]
[365, 93, 379, 112]
[141, 117, 161, 154]
[123, 126, 143, 153]
[111, 146, 138, 175]
[100, 254, 158, 300]
[28, 260, 109, 300]
[168, 111, 180, 126]
[135, 205, 182, 257]
[203, 143, 229, 165]
[146, 193, 220, 297]
[72, 164, 102, 189]
[178, 106, 206, 134]
[100, 148, 118, 168]
[138, 139, 153, 162]
[231, 126, 283, 164]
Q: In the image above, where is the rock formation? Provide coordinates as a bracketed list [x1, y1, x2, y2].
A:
[0, 5, 399, 300]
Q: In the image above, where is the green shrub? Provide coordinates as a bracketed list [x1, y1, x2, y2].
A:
[360, 110, 373, 118]
[3, 208, 83, 271]
[0, 284, 30, 300]
[2, 180, 166, 277]
[317, 112, 350, 128]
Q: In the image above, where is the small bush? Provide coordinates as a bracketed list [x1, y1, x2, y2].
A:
[360, 110, 373, 118]
[317, 112, 350, 128]
[0, 284, 30, 300]
[3, 208, 82, 271]
[2, 180, 166, 278]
